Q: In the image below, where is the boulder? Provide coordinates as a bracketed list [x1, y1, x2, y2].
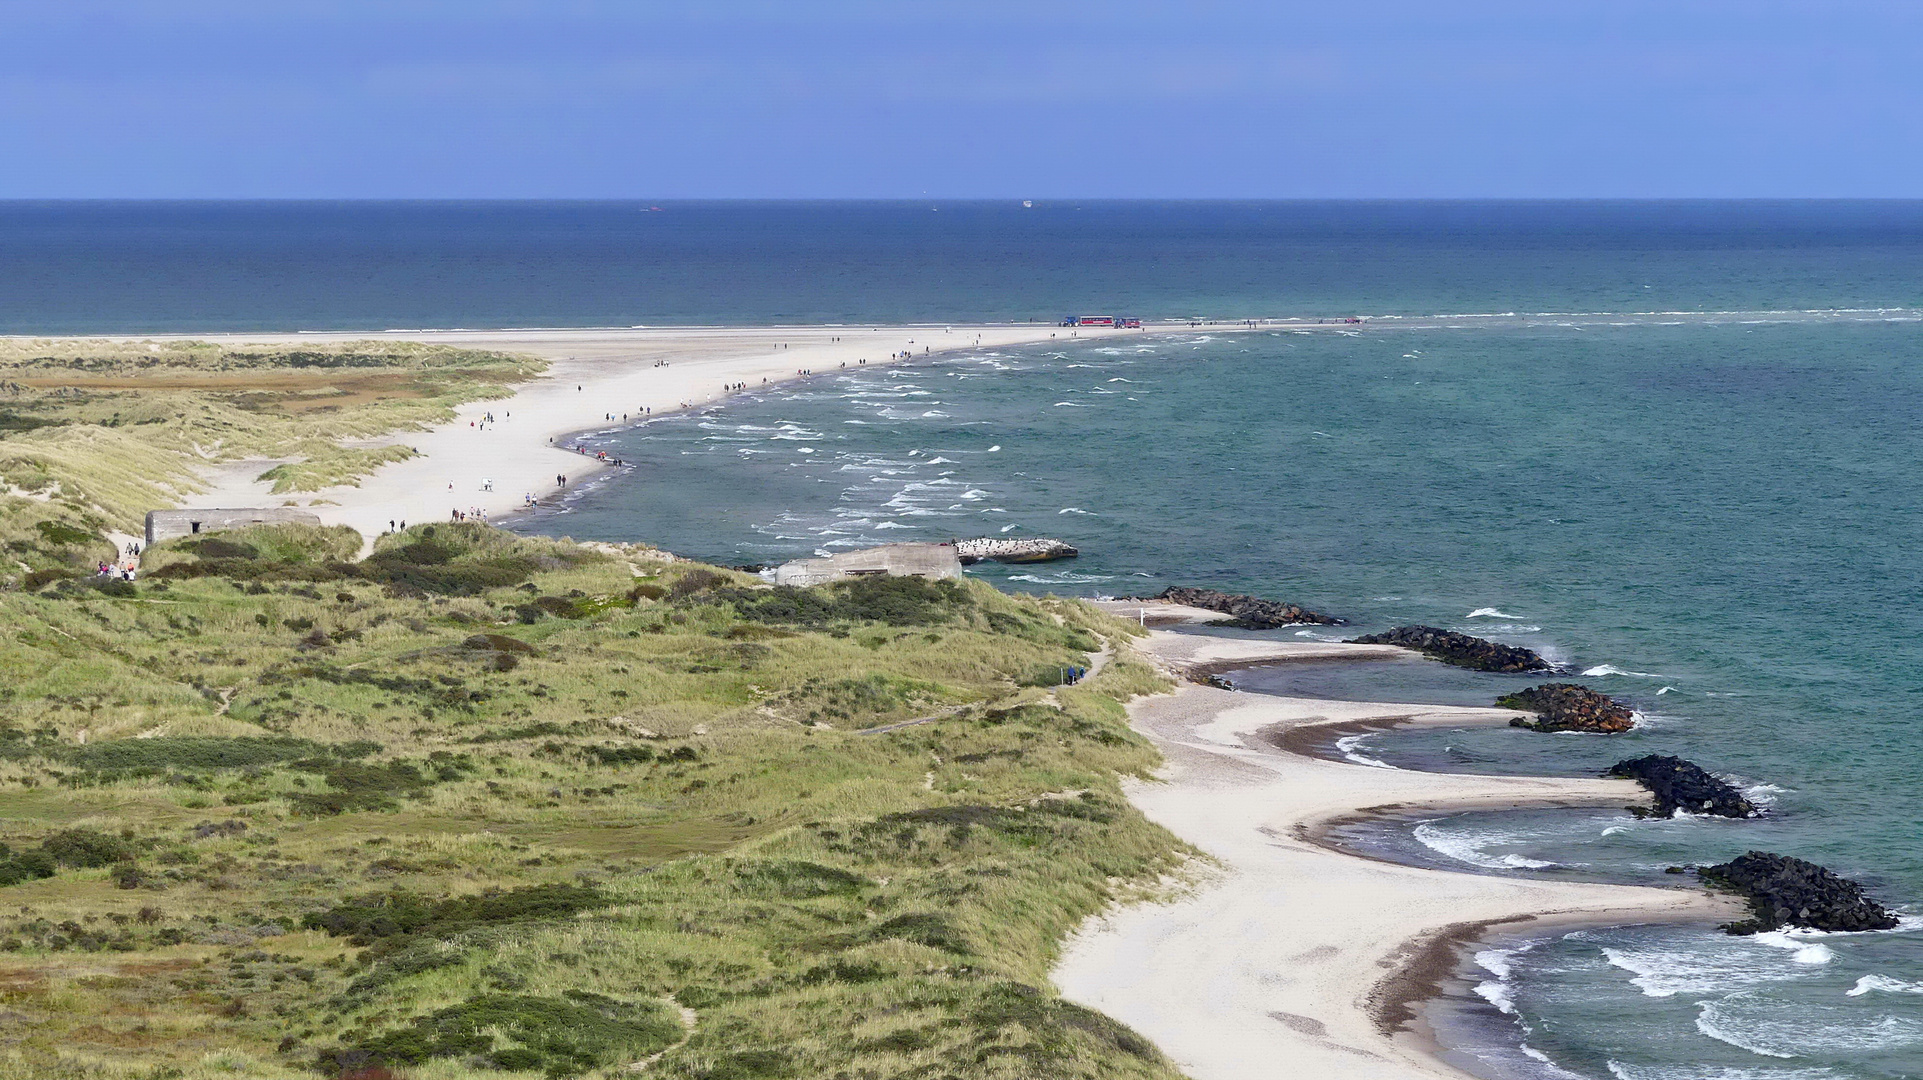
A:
[1698, 851, 1900, 934]
[1346, 625, 1550, 672]
[1608, 755, 1757, 818]
[1498, 683, 1635, 733]
[1153, 587, 1343, 628]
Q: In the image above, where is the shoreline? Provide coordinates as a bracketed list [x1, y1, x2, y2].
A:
[60, 321, 1195, 546]
[1053, 630, 1741, 1080]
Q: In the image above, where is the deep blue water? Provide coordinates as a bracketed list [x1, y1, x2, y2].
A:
[13, 201, 1923, 1078]
[5, 200, 1923, 332]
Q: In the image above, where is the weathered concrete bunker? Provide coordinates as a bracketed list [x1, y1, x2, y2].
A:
[145, 508, 323, 547]
[774, 542, 963, 587]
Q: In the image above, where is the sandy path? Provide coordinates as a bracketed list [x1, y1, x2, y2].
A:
[144, 321, 1169, 545]
[1054, 633, 1738, 1080]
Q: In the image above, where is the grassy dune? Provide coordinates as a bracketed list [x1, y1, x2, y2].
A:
[0, 345, 1191, 1080]
[0, 339, 541, 551]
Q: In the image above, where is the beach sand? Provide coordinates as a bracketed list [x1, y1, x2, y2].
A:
[1053, 632, 1740, 1080]
[151, 323, 1159, 546]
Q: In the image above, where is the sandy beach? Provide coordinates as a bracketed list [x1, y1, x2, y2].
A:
[121, 322, 1172, 545]
[1053, 632, 1741, 1080]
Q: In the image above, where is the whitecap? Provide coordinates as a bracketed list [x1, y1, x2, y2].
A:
[1468, 607, 1526, 619]
[1656, 686, 1676, 695]
[1848, 974, 1923, 996]
[987, 445, 1002, 452]
[1583, 664, 1663, 678]
[1334, 734, 1395, 769]
[872, 522, 915, 530]
[794, 446, 816, 454]
[925, 456, 957, 464]
[1052, 402, 1089, 407]
[1058, 507, 1097, 515]
[1695, 994, 1923, 1057]
[1411, 822, 1555, 870]
[998, 523, 1020, 533]
[1751, 932, 1835, 965]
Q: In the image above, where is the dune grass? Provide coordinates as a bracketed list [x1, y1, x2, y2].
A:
[0, 339, 541, 549]
[0, 521, 1187, 1080]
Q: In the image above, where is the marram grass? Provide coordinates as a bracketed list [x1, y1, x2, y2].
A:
[0, 523, 1189, 1080]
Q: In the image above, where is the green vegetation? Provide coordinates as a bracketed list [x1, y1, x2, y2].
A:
[0, 339, 541, 583]
[0, 508, 1186, 1079]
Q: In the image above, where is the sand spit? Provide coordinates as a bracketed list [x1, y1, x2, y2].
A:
[1054, 632, 1739, 1080]
[83, 322, 1185, 545]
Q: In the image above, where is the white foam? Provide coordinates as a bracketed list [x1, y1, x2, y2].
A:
[1694, 998, 1795, 1058]
[1848, 974, 1923, 996]
[1411, 822, 1555, 870]
[1582, 664, 1662, 678]
[1600, 946, 1799, 998]
[1696, 994, 1923, 1057]
[1334, 734, 1395, 770]
[1608, 1063, 1842, 1080]
[986, 445, 1001, 452]
[1058, 507, 1096, 515]
[1751, 932, 1835, 965]
[1468, 607, 1526, 620]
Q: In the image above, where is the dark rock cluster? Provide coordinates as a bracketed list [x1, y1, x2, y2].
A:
[1608, 755, 1757, 818]
[1153, 587, 1344, 628]
[1346, 625, 1551, 672]
[1497, 683, 1636, 733]
[1698, 851, 1900, 934]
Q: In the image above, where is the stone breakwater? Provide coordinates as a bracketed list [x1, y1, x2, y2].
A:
[1151, 587, 1344, 628]
[1698, 851, 1901, 934]
[1608, 755, 1758, 818]
[1345, 625, 1551, 672]
[1497, 683, 1637, 733]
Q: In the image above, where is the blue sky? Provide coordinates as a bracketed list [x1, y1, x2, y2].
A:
[3, 0, 1918, 198]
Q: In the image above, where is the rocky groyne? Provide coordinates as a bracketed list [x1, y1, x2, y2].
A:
[1152, 587, 1344, 628]
[1346, 625, 1551, 672]
[954, 537, 1079, 564]
[1608, 755, 1757, 818]
[1698, 851, 1900, 934]
[1497, 683, 1636, 733]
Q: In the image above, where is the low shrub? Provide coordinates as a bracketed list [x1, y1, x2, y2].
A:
[334, 991, 681, 1076]
[708, 575, 972, 629]
[303, 883, 611, 945]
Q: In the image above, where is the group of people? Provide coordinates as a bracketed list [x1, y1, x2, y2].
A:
[450, 507, 489, 523]
[96, 560, 136, 581]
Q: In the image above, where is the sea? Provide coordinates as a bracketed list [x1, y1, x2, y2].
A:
[10, 200, 1923, 1079]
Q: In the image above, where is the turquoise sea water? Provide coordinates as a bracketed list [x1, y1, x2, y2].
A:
[15, 200, 1923, 1077]
[533, 315, 1923, 1079]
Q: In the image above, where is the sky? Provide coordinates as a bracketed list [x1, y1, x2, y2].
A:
[2, 0, 1920, 199]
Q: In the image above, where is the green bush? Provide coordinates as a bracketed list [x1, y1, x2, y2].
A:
[338, 991, 682, 1076]
[46, 736, 352, 774]
[709, 575, 972, 629]
[34, 520, 97, 547]
[39, 828, 135, 868]
[303, 883, 611, 944]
